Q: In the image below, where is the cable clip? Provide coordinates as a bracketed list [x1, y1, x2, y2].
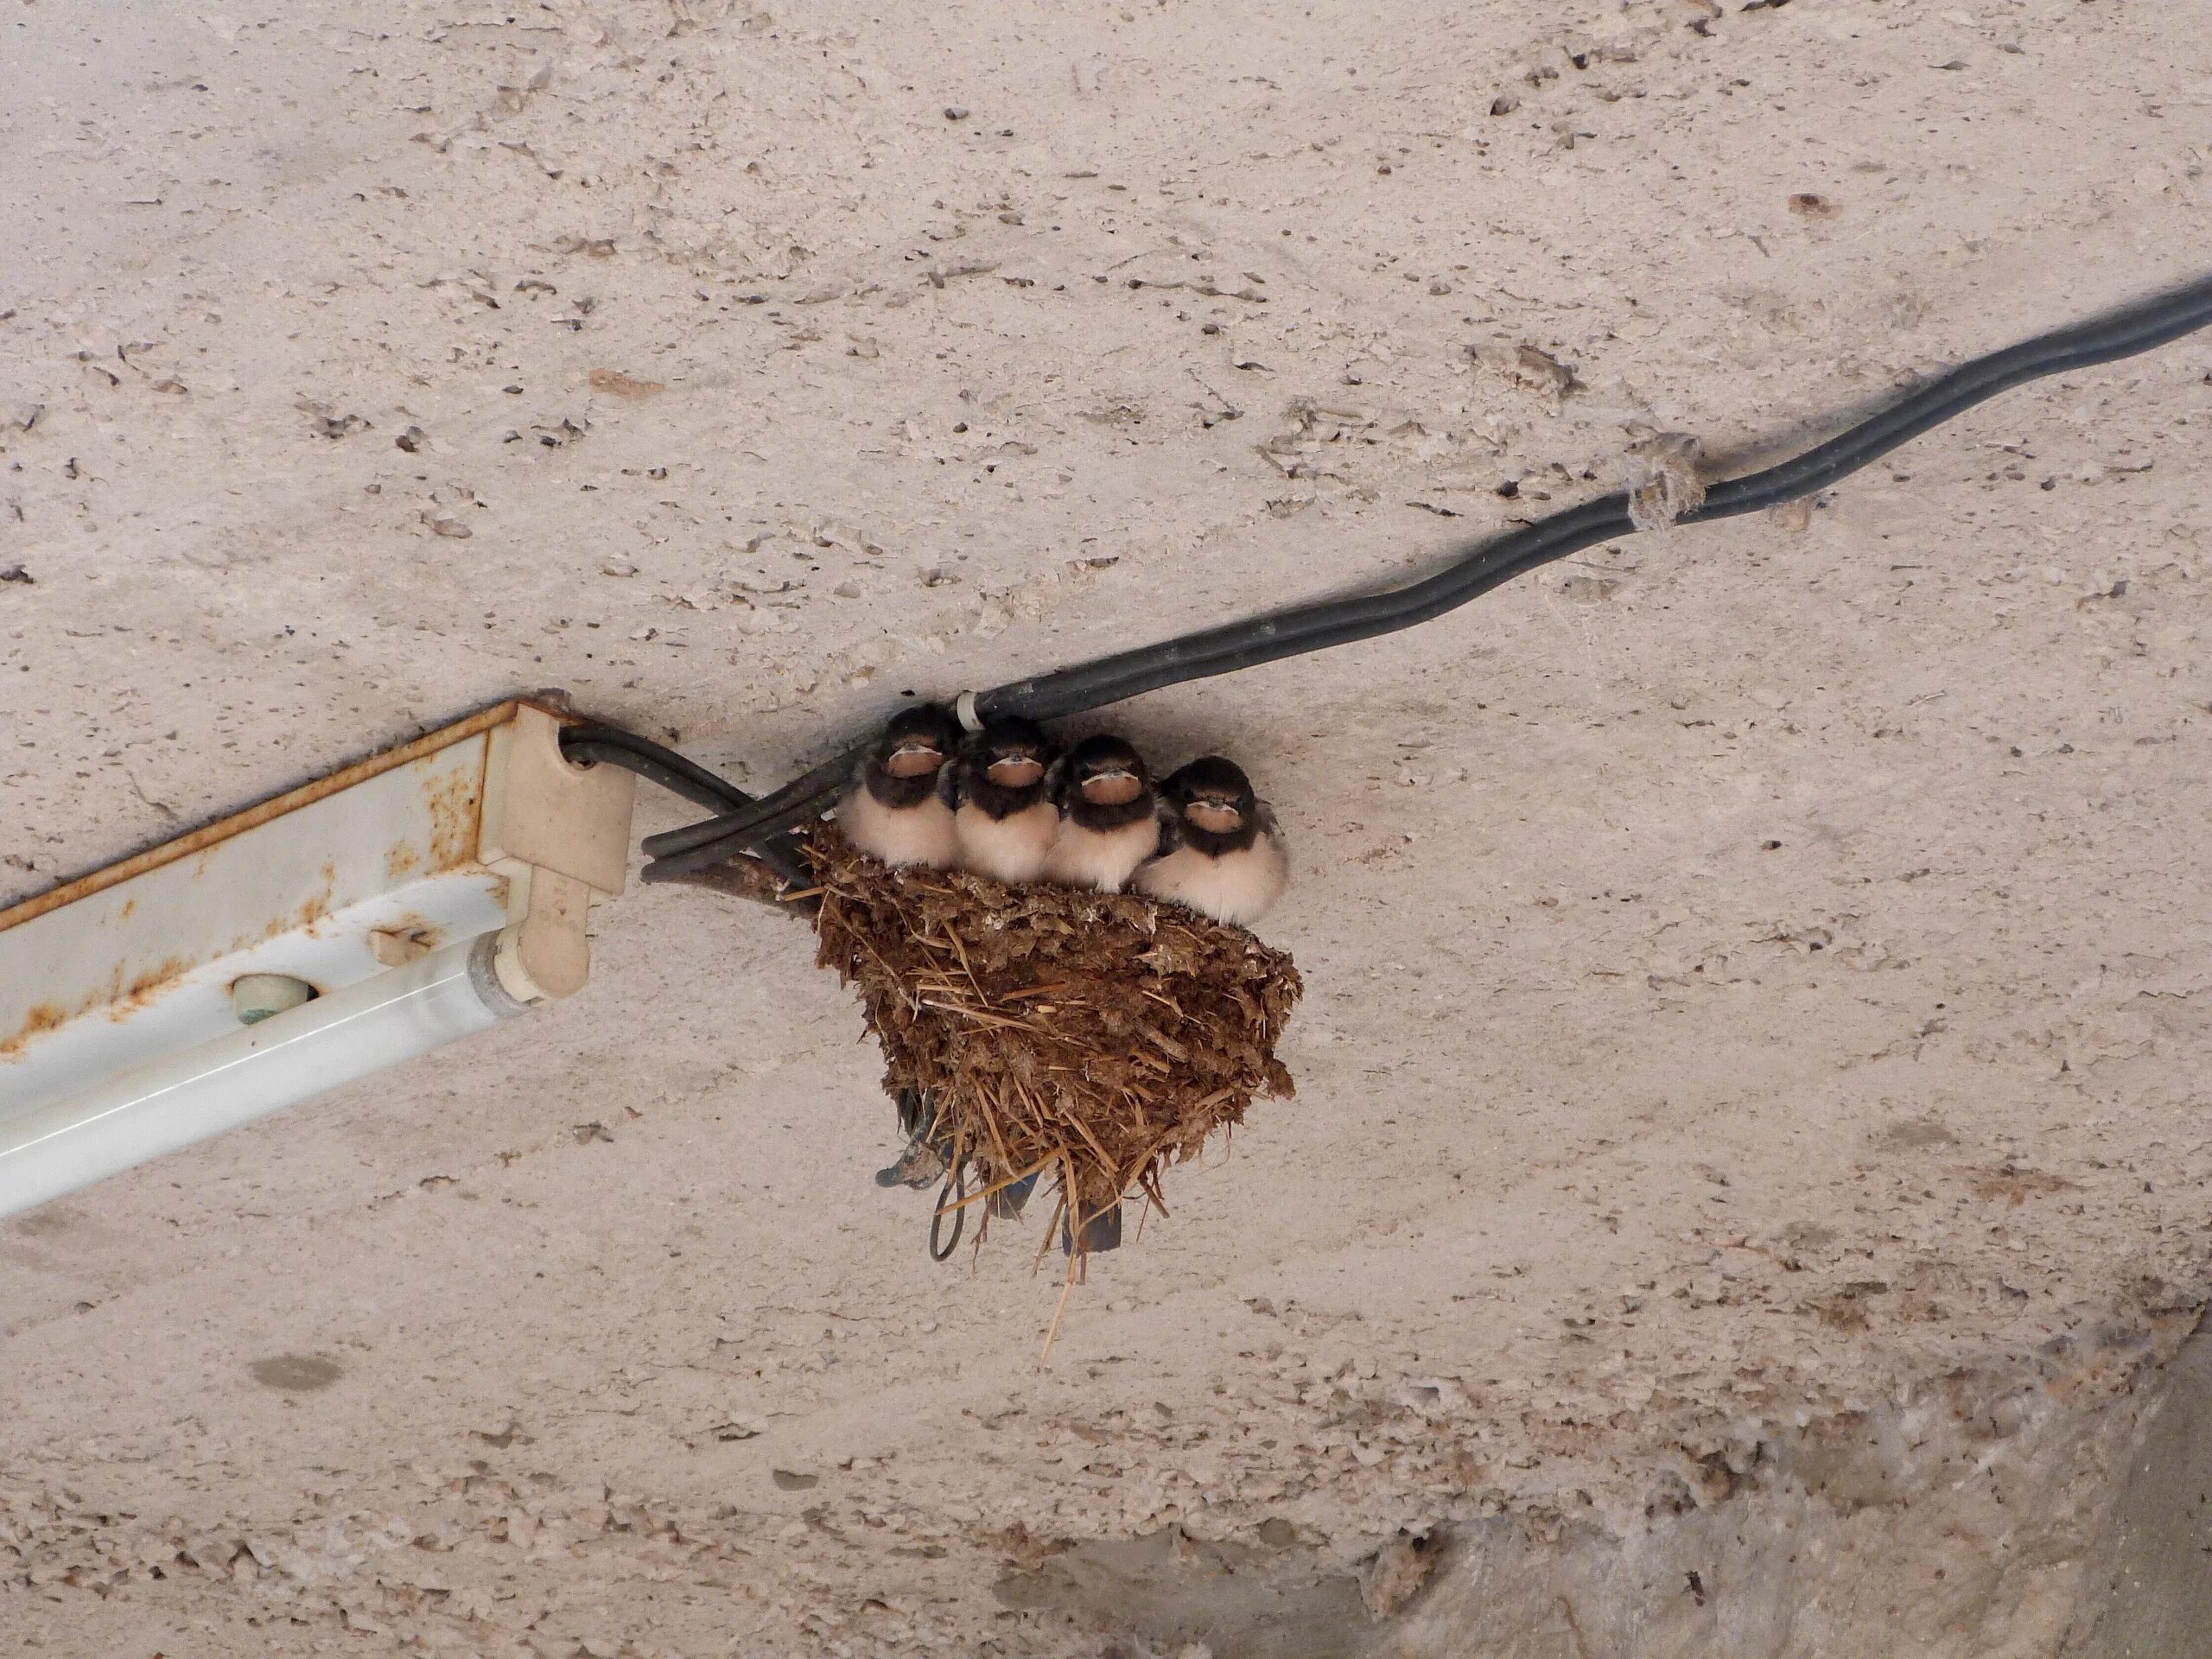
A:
[1624, 431, 1708, 531]
[953, 690, 984, 733]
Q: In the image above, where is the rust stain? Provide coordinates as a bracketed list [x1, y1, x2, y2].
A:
[386, 840, 423, 882]
[0, 698, 556, 937]
[3, 867, 360, 1057]
[295, 863, 339, 937]
[221, 892, 332, 957]
[7, 951, 209, 1053]
[127, 957, 187, 1002]
[111, 956, 194, 1020]
[0, 1001, 68, 1062]
[423, 766, 483, 872]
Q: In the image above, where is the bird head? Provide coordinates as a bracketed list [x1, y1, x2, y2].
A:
[1165, 755, 1258, 838]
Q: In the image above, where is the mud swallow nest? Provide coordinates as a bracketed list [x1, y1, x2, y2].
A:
[807, 825, 1301, 1254]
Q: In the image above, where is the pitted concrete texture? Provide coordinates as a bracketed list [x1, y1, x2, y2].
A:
[2062, 1325, 2212, 1659]
[5, 0, 2212, 1652]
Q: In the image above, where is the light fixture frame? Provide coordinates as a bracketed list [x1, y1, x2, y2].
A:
[0, 700, 635, 1218]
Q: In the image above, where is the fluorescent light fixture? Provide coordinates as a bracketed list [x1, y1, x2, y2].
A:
[0, 934, 528, 1220]
[0, 702, 634, 1219]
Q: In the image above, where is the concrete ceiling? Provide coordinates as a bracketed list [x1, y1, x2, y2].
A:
[4, 1, 2209, 1652]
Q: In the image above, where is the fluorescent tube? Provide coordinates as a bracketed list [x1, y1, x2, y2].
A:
[0, 932, 527, 1219]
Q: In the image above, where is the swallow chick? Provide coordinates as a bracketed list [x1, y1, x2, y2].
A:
[947, 716, 1063, 884]
[1039, 734, 1159, 893]
[1135, 755, 1289, 926]
[838, 704, 962, 869]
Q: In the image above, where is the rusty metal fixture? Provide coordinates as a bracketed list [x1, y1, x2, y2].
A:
[0, 700, 636, 1220]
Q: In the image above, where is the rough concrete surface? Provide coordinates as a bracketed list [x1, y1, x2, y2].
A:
[4, 0, 2212, 1654]
[2063, 1324, 2212, 1659]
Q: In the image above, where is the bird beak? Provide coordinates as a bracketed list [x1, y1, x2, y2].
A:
[883, 743, 943, 779]
[1078, 768, 1143, 807]
[1185, 798, 1245, 834]
[985, 755, 1046, 788]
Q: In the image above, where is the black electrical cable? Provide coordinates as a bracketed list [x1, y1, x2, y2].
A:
[640, 273, 2212, 882]
[639, 747, 861, 863]
[556, 722, 815, 889]
[561, 724, 750, 811]
[985, 270, 2212, 716]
